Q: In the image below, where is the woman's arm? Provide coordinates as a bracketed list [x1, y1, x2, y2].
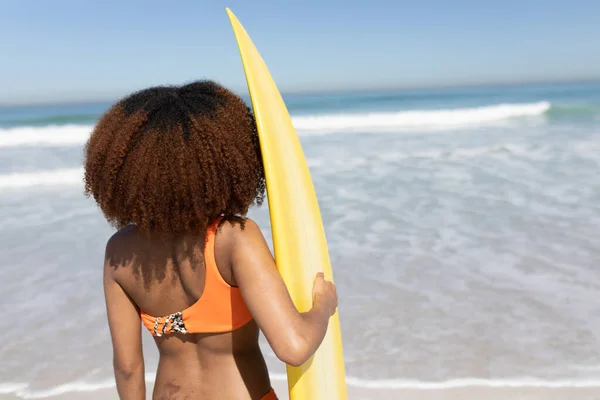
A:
[103, 247, 145, 400]
[224, 219, 338, 367]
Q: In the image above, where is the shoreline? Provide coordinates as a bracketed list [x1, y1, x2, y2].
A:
[4, 378, 600, 400]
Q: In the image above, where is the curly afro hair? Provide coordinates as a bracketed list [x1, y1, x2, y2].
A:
[84, 80, 266, 234]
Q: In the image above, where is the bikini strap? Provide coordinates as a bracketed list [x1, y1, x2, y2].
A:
[203, 216, 231, 287]
[205, 216, 223, 247]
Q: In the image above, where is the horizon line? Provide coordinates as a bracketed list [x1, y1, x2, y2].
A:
[1, 77, 599, 108]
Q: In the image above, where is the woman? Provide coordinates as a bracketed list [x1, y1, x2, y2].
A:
[84, 81, 338, 400]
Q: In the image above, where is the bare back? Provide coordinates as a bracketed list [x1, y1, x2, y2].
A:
[106, 222, 271, 400]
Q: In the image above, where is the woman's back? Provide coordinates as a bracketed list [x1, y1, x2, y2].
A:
[106, 220, 271, 399]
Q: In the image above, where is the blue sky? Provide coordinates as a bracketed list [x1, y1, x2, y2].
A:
[1, 0, 599, 105]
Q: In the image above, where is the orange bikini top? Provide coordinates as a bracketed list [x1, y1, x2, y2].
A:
[140, 217, 253, 337]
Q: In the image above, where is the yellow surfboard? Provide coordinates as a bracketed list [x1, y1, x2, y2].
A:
[226, 8, 347, 400]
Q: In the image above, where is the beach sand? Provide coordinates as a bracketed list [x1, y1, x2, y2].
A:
[4, 380, 600, 400]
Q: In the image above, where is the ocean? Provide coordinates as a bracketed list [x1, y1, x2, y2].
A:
[1, 82, 600, 399]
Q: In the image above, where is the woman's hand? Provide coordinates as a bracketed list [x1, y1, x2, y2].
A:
[312, 272, 338, 317]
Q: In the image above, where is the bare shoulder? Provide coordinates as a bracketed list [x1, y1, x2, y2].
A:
[104, 225, 139, 275]
[214, 217, 269, 283]
[217, 216, 264, 251]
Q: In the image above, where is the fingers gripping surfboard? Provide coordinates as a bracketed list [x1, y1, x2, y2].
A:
[225, 8, 347, 400]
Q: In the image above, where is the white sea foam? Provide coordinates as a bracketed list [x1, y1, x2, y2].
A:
[0, 168, 83, 189]
[293, 101, 551, 133]
[344, 377, 600, 389]
[0, 384, 29, 395]
[0, 381, 115, 399]
[0, 141, 556, 190]
[3, 375, 600, 399]
[0, 102, 551, 149]
[0, 125, 92, 148]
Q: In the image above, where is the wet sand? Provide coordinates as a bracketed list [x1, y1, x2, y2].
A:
[4, 379, 600, 400]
